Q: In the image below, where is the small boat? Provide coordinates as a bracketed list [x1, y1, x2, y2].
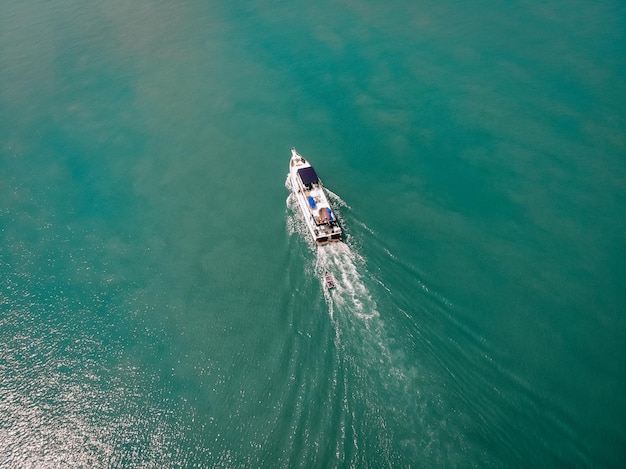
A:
[289, 147, 342, 245]
[324, 271, 336, 289]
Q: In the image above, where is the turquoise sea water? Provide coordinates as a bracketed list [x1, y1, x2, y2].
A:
[1, 1, 625, 466]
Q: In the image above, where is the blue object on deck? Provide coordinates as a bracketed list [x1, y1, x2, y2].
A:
[327, 208, 333, 220]
[308, 196, 316, 208]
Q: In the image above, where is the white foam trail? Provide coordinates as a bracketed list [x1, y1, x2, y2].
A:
[316, 242, 403, 396]
[285, 185, 380, 324]
[286, 188, 455, 461]
[316, 242, 378, 323]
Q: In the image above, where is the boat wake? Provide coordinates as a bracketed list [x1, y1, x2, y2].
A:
[285, 186, 518, 465]
[314, 240, 409, 387]
[285, 187, 399, 366]
[285, 190, 424, 462]
[316, 243, 377, 321]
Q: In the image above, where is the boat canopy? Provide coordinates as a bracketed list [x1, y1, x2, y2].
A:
[298, 167, 319, 185]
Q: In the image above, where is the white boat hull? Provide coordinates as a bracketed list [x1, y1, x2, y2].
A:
[289, 148, 342, 245]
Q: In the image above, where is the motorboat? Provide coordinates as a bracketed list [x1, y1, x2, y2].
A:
[324, 271, 336, 289]
[289, 147, 342, 245]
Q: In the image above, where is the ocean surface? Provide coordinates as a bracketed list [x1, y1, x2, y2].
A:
[1, 1, 625, 467]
